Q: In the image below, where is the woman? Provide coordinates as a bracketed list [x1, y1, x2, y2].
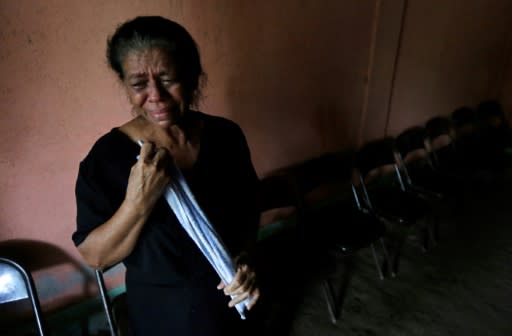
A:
[72, 16, 261, 335]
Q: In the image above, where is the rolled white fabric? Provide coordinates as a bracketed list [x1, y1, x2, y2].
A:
[137, 141, 249, 319]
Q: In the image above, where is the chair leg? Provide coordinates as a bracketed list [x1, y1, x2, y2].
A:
[321, 256, 354, 325]
[421, 215, 438, 252]
[370, 243, 385, 280]
[322, 279, 338, 324]
[379, 238, 395, 277]
[25, 272, 48, 336]
[96, 269, 118, 336]
[391, 234, 407, 275]
[429, 215, 439, 247]
[421, 225, 429, 253]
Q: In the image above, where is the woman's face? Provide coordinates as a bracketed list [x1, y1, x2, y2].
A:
[121, 47, 188, 128]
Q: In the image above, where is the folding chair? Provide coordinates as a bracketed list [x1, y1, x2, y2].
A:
[0, 257, 47, 335]
[317, 187, 391, 324]
[95, 265, 130, 336]
[395, 126, 450, 200]
[0, 239, 86, 336]
[424, 116, 460, 173]
[254, 171, 306, 334]
[451, 106, 489, 172]
[476, 100, 512, 170]
[353, 138, 434, 274]
[289, 152, 391, 324]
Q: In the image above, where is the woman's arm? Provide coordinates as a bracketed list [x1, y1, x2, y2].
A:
[77, 143, 171, 269]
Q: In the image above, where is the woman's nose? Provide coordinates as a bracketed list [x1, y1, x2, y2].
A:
[147, 82, 166, 101]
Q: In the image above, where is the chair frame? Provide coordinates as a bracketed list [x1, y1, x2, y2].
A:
[354, 138, 438, 273]
[0, 257, 48, 336]
[320, 182, 392, 324]
[95, 268, 119, 336]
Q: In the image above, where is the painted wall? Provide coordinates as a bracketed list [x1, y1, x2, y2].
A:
[385, 0, 512, 135]
[500, 35, 512, 118]
[0, 0, 376, 250]
[359, 0, 407, 143]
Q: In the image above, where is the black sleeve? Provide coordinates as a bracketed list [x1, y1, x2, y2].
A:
[72, 159, 115, 246]
[230, 123, 261, 246]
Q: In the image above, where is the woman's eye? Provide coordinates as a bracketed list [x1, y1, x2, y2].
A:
[161, 79, 176, 87]
[131, 82, 147, 90]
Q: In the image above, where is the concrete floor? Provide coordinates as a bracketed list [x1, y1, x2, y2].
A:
[266, 170, 512, 336]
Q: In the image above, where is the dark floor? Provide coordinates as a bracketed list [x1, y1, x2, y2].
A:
[266, 170, 512, 336]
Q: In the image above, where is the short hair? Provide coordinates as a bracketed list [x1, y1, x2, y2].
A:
[106, 16, 206, 106]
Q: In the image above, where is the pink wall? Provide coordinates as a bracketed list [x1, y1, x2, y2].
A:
[175, 1, 376, 173]
[0, 0, 173, 258]
[0, 0, 376, 256]
[359, 0, 407, 143]
[385, 0, 512, 135]
[500, 33, 512, 118]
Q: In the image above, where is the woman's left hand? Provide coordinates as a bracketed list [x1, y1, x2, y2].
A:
[217, 263, 260, 310]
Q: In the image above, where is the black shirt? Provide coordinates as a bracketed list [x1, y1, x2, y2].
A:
[72, 112, 260, 335]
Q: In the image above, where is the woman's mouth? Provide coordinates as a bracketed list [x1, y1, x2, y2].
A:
[150, 109, 171, 120]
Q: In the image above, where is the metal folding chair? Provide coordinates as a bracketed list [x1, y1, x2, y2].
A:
[0, 257, 47, 335]
[95, 265, 130, 336]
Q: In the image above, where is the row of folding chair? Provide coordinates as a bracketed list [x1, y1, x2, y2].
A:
[256, 99, 511, 324]
[419, 100, 511, 178]
[95, 99, 512, 333]
[256, 147, 435, 324]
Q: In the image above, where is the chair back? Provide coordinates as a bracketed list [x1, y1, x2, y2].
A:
[293, 151, 354, 207]
[451, 106, 476, 128]
[396, 127, 429, 160]
[0, 258, 47, 336]
[355, 137, 398, 180]
[259, 172, 300, 215]
[0, 240, 57, 336]
[477, 100, 506, 128]
[257, 172, 302, 243]
[425, 116, 454, 141]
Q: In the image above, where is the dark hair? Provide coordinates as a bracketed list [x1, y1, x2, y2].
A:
[107, 16, 206, 106]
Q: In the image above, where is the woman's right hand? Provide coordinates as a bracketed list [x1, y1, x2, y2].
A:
[125, 142, 172, 210]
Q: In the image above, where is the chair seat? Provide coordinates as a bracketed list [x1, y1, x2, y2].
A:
[307, 203, 386, 252]
[370, 187, 431, 223]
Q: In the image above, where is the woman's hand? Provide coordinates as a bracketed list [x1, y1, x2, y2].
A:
[217, 263, 260, 311]
[125, 142, 172, 211]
